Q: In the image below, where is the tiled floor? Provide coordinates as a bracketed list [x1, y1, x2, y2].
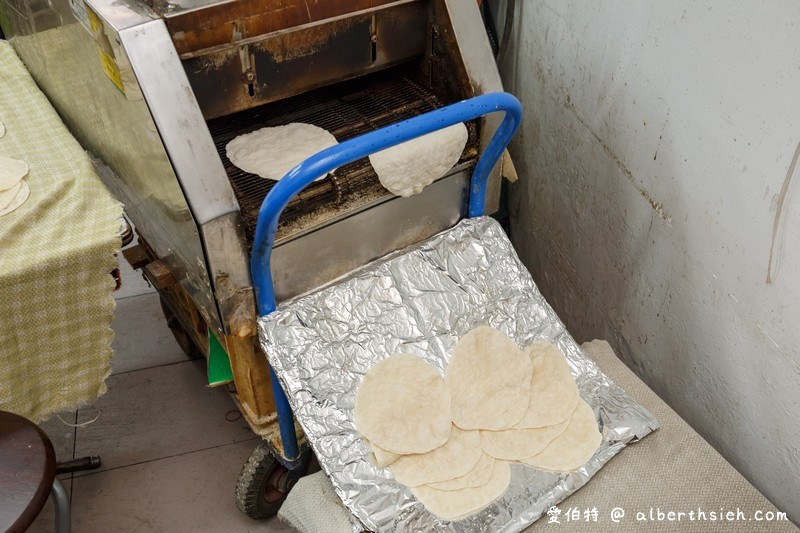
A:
[28, 249, 295, 532]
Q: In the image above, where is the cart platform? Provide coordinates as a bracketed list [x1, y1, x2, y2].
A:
[258, 216, 659, 531]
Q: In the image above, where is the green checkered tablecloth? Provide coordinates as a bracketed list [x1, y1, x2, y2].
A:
[0, 41, 123, 422]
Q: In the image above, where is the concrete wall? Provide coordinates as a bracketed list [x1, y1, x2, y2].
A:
[499, 0, 800, 520]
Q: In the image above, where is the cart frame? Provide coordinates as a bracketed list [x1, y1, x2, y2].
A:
[250, 92, 523, 468]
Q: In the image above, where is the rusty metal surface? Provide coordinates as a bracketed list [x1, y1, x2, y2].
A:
[205, 67, 478, 245]
[182, 1, 426, 119]
[164, 0, 404, 54]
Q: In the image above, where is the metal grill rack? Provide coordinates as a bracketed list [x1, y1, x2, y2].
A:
[207, 68, 479, 243]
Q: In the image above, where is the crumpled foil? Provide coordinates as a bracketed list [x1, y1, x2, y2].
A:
[259, 216, 659, 532]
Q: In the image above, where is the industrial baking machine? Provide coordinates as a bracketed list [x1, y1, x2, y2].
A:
[0, 0, 514, 517]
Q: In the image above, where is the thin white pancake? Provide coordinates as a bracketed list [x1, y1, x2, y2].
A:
[0, 156, 27, 189]
[514, 342, 580, 429]
[427, 452, 496, 491]
[411, 459, 511, 521]
[368, 442, 401, 468]
[521, 399, 602, 471]
[480, 414, 571, 460]
[355, 354, 452, 454]
[225, 123, 338, 181]
[0, 180, 30, 216]
[445, 326, 532, 430]
[388, 426, 481, 487]
[369, 122, 468, 197]
[0, 181, 22, 211]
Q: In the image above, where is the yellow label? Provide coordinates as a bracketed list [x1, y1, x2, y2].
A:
[84, 4, 125, 95]
[86, 4, 102, 32]
[98, 49, 125, 95]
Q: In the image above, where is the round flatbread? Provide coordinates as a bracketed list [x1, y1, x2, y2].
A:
[370, 122, 468, 197]
[515, 342, 580, 428]
[445, 326, 532, 430]
[411, 459, 511, 521]
[427, 452, 495, 491]
[368, 442, 401, 468]
[480, 414, 571, 460]
[0, 180, 29, 217]
[0, 181, 22, 211]
[388, 426, 481, 487]
[355, 354, 452, 454]
[521, 399, 602, 472]
[0, 156, 27, 189]
[225, 123, 338, 181]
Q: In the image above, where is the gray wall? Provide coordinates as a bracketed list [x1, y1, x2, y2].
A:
[498, 0, 800, 521]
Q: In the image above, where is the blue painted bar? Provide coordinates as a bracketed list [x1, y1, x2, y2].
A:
[251, 92, 523, 462]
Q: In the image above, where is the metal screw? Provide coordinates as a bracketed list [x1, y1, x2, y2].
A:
[242, 70, 255, 83]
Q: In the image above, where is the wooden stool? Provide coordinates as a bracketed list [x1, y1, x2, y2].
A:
[0, 411, 70, 533]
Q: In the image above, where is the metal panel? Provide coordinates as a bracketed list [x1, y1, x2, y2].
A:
[0, 0, 250, 334]
[181, 1, 427, 120]
[443, 0, 506, 214]
[162, 0, 403, 54]
[271, 170, 469, 302]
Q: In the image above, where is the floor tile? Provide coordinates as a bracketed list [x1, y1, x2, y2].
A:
[71, 440, 295, 532]
[110, 292, 195, 374]
[27, 478, 72, 533]
[37, 411, 76, 463]
[74, 359, 253, 475]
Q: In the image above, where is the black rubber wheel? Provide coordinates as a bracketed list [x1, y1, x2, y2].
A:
[159, 296, 202, 359]
[235, 442, 309, 519]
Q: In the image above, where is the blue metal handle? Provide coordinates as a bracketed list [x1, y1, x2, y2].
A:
[252, 91, 522, 463]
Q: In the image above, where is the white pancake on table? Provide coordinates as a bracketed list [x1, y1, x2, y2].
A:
[0, 180, 30, 216]
[0, 181, 22, 211]
[0, 156, 27, 189]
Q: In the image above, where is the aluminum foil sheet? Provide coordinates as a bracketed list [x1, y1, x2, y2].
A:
[259, 216, 659, 532]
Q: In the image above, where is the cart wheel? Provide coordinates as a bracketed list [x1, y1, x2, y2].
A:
[235, 442, 309, 519]
[159, 296, 202, 359]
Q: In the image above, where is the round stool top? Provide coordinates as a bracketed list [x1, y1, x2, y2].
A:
[0, 411, 56, 533]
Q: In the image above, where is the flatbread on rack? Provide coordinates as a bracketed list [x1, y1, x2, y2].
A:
[370, 122, 468, 197]
[225, 123, 338, 181]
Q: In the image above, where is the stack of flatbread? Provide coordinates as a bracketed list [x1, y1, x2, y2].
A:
[0, 144, 31, 216]
[354, 326, 602, 521]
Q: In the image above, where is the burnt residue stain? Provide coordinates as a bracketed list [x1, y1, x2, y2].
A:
[766, 141, 800, 284]
[653, 106, 670, 161]
[561, 93, 673, 226]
